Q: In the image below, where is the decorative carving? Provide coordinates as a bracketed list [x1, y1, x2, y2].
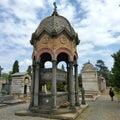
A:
[60, 37, 67, 44]
[41, 38, 49, 44]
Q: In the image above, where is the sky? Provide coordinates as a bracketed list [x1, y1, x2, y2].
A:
[0, 0, 120, 73]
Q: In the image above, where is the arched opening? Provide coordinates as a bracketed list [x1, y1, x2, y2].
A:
[40, 53, 52, 68]
[57, 61, 66, 71]
[44, 61, 52, 68]
[39, 53, 52, 93]
[57, 61, 67, 92]
[57, 52, 69, 63]
[23, 77, 30, 96]
[24, 85, 27, 95]
[57, 53, 69, 92]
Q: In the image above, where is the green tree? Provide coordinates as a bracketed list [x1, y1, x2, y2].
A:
[1, 71, 12, 84]
[12, 60, 19, 74]
[1, 73, 9, 79]
[95, 60, 110, 86]
[78, 73, 82, 87]
[27, 65, 32, 76]
[111, 50, 120, 91]
[61, 64, 65, 71]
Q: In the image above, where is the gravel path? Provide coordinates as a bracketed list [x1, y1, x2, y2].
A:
[0, 103, 55, 120]
[76, 93, 120, 120]
[0, 92, 120, 120]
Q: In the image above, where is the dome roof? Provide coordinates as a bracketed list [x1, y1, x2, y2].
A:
[30, 11, 80, 45]
[36, 12, 75, 36]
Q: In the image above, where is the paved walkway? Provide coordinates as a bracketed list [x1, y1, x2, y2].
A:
[0, 91, 120, 120]
[76, 92, 120, 120]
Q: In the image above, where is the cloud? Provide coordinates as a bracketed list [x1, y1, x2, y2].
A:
[0, 0, 120, 73]
[75, 0, 120, 46]
[19, 59, 32, 66]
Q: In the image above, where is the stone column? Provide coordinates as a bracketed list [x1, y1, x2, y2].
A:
[51, 60, 57, 110]
[74, 64, 80, 106]
[66, 65, 70, 101]
[81, 87, 86, 105]
[69, 61, 76, 110]
[29, 59, 35, 108]
[33, 56, 40, 107]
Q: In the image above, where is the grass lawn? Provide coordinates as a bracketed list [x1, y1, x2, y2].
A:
[115, 92, 120, 101]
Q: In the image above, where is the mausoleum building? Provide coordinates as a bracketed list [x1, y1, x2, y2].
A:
[81, 61, 99, 93]
[11, 72, 31, 97]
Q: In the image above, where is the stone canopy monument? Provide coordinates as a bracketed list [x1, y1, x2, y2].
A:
[29, 3, 80, 113]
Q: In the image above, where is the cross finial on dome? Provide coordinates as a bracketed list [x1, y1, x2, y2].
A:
[53, 2, 57, 12]
[52, 2, 58, 16]
[88, 59, 90, 63]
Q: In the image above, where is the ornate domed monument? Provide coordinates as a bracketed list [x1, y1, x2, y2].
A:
[29, 2, 80, 113]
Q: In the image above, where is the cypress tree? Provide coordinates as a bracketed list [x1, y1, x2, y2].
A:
[12, 60, 19, 74]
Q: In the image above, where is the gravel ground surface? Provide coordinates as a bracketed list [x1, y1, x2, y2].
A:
[0, 91, 120, 120]
[76, 93, 120, 120]
[0, 103, 56, 120]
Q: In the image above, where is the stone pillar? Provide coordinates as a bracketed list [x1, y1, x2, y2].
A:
[51, 60, 57, 110]
[29, 59, 35, 108]
[81, 87, 86, 105]
[74, 64, 80, 106]
[69, 61, 76, 110]
[66, 65, 70, 101]
[33, 56, 40, 107]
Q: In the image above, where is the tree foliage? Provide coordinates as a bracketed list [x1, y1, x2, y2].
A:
[12, 60, 19, 74]
[78, 73, 82, 87]
[111, 50, 120, 91]
[27, 65, 32, 76]
[1, 71, 12, 84]
[61, 64, 65, 71]
[1, 73, 9, 79]
[95, 60, 110, 86]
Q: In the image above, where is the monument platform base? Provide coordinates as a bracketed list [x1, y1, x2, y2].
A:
[15, 105, 88, 120]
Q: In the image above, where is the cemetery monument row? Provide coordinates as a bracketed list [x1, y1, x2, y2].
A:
[0, 66, 3, 92]
[29, 3, 80, 113]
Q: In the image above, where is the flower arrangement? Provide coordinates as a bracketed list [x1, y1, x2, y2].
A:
[62, 101, 70, 107]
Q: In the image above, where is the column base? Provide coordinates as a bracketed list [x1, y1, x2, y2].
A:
[75, 102, 80, 106]
[29, 106, 39, 113]
[70, 105, 77, 113]
[81, 100, 86, 105]
[52, 106, 58, 111]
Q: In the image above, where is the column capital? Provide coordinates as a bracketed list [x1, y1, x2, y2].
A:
[74, 64, 78, 67]
[69, 61, 74, 64]
[69, 56, 74, 62]
[35, 56, 40, 62]
[52, 59, 57, 62]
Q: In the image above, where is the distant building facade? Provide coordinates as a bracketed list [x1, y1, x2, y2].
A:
[11, 72, 31, 97]
[81, 62, 99, 93]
